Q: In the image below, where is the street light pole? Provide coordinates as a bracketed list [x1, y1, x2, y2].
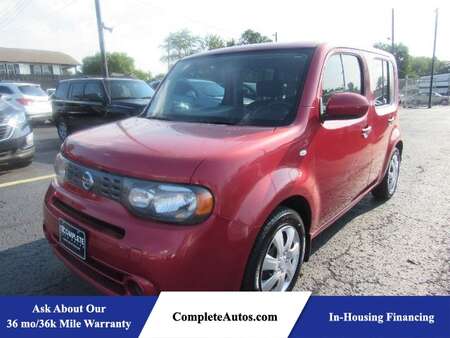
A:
[94, 0, 109, 78]
[391, 8, 395, 55]
[428, 9, 439, 109]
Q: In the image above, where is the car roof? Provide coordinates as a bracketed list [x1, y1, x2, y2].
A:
[0, 82, 41, 86]
[59, 77, 143, 83]
[183, 41, 393, 60]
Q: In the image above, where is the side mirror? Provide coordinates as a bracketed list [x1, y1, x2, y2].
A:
[324, 92, 369, 120]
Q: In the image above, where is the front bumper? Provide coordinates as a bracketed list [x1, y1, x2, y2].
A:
[0, 126, 34, 165]
[43, 182, 252, 295]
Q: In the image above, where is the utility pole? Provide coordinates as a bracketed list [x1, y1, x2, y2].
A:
[167, 40, 171, 72]
[94, 0, 109, 78]
[428, 8, 439, 109]
[273, 32, 278, 43]
[391, 8, 395, 55]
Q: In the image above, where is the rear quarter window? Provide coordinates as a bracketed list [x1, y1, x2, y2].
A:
[18, 85, 47, 96]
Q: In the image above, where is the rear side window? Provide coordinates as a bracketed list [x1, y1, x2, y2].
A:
[84, 82, 105, 101]
[70, 83, 85, 100]
[18, 85, 46, 96]
[322, 53, 363, 105]
[54, 82, 70, 99]
[371, 59, 395, 106]
[0, 85, 13, 94]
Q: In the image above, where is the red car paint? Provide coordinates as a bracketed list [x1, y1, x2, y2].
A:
[43, 43, 402, 294]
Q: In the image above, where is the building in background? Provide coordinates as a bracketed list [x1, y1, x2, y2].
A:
[0, 47, 79, 89]
[418, 73, 450, 95]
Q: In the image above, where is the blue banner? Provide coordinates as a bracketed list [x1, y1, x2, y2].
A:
[0, 295, 448, 337]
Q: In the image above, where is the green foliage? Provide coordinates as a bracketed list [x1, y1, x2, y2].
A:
[81, 52, 151, 80]
[202, 34, 225, 50]
[374, 42, 450, 78]
[238, 29, 272, 45]
[161, 29, 202, 66]
[374, 42, 411, 78]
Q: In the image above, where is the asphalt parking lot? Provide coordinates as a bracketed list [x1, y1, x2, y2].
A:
[0, 107, 449, 295]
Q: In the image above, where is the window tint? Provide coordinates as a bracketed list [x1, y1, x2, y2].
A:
[70, 83, 84, 100]
[322, 54, 344, 104]
[84, 82, 105, 101]
[54, 82, 70, 99]
[18, 85, 47, 96]
[106, 80, 154, 100]
[371, 59, 394, 106]
[341, 55, 362, 94]
[0, 86, 13, 94]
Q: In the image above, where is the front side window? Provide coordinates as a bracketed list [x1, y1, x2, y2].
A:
[146, 49, 313, 126]
[322, 53, 363, 105]
[371, 58, 394, 106]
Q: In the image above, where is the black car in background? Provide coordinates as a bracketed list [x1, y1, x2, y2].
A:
[0, 96, 34, 167]
[52, 78, 154, 140]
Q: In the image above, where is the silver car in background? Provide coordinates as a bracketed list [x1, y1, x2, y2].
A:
[0, 82, 52, 122]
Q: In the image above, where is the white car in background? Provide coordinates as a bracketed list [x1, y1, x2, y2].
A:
[0, 82, 52, 122]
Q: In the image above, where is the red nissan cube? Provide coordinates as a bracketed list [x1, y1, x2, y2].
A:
[43, 43, 402, 294]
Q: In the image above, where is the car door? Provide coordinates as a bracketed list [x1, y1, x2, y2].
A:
[313, 52, 373, 224]
[367, 57, 397, 184]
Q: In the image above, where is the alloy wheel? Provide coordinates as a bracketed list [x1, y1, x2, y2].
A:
[260, 225, 300, 291]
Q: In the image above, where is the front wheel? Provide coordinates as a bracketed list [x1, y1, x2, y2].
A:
[372, 148, 401, 200]
[56, 119, 70, 141]
[242, 207, 306, 291]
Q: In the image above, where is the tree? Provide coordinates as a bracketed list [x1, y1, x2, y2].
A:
[161, 29, 202, 66]
[81, 52, 152, 80]
[238, 29, 272, 45]
[373, 42, 411, 78]
[82, 52, 135, 76]
[202, 34, 225, 50]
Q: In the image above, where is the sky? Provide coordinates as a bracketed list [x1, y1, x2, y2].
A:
[0, 0, 449, 75]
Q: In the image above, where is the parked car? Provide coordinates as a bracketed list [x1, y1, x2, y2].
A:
[0, 82, 52, 122]
[52, 78, 155, 140]
[0, 95, 34, 167]
[44, 43, 402, 294]
[406, 91, 449, 107]
[147, 80, 161, 90]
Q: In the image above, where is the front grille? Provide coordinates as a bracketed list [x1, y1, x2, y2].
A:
[0, 125, 12, 141]
[52, 197, 125, 239]
[66, 161, 123, 201]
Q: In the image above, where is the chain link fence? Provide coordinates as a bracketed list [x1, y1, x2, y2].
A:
[400, 74, 450, 108]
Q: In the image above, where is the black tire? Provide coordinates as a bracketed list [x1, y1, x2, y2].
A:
[56, 118, 70, 141]
[241, 206, 306, 291]
[372, 148, 401, 201]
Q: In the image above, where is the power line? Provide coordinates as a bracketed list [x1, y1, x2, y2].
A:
[0, 0, 30, 31]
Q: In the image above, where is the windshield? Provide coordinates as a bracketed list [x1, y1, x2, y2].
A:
[18, 85, 47, 97]
[106, 80, 154, 100]
[146, 49, 313, 126]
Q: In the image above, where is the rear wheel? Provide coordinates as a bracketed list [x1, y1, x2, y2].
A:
[242, 207, 306, 291]
[372, 148, 401, 200]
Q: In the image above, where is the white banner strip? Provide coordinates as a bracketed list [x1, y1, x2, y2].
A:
[140, 292, 311, 338]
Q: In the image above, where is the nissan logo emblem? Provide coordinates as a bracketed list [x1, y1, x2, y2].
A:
[81, 171, 95, 191]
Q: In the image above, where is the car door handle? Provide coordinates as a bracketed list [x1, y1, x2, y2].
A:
[361, 126, 372, 138]
[388, 116, 395, 124]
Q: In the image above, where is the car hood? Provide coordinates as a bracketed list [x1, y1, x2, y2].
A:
[63, 117, 275, 183]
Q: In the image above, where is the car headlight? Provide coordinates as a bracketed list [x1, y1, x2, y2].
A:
[6, 112, 26, 127]
[124, 179, 214, 224]
[54, 153, 68, 185]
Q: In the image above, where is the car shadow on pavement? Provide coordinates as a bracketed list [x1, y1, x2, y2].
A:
[311, 195, 385, 255]
[0, 238, 100, 295]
